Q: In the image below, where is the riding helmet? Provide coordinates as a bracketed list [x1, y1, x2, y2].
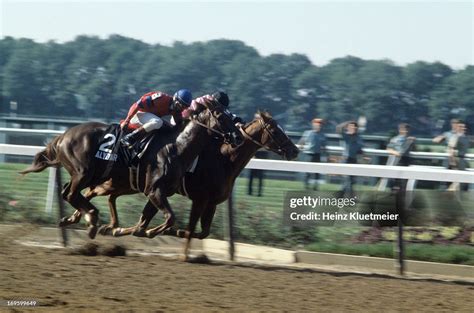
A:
[174, 89, 193, 107]
[212, 91, 230, 107]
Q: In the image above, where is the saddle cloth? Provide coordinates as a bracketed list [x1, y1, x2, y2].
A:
[94, 124, 155, 170]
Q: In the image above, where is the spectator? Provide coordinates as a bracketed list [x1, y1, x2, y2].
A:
[433, 118, 460, 189]
[336, 121, 365, 196]
[447, 122, 469, 169]
[248, 150, 268, 196]
[433, 118, 459, 146]
[447, 121, 470, 191]
[298, 118, 327, 190]
[387, 123, 416, 167]
[386, 123, 416, 189]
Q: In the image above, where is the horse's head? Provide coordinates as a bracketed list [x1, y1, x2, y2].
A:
[192, 105, 243, 147]
[241, 111, 299, 160]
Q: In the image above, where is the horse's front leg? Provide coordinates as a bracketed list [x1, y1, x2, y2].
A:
[112, 200, 158, 237]
[162, 200, 208, 261]
[179, 200, 206, 261]
[145, 191, 175, 239]
[167, 203, 217, 239]
[98, 194, 121, 236]
[195, 204, 217, 240]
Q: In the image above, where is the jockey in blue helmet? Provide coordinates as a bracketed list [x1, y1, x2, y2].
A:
[120, 88, 193, 148]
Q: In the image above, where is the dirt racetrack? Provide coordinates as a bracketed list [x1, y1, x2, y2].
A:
[0, 227, 472, 312]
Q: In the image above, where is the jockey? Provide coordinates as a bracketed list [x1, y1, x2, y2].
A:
[183, 91, 243, 124]
[120, 89, 193, 148]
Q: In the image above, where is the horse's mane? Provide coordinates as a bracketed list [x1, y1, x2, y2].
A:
[243, 110, 273, 128]
[257, 110, 273, 119]
[175, 109, 211, 146]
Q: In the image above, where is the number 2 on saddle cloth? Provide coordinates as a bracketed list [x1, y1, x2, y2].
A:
[94, 124, 153, 177]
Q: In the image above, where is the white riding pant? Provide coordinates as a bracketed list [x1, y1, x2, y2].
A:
[130, 112, 163, 132]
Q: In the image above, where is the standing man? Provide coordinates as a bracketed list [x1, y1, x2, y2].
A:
[386, 123, 416, 189]
[387, 123, 416, 167]
[248, 149, 268, 196]
[336, 121, 364, 195]
[298, 118, 327, 190]
[433, 118, 459, 170]
[447, 121, 470, 191]
[433, 119, 459, 189]
[433, 119, 459, 147]
[447, 121, 469, 170]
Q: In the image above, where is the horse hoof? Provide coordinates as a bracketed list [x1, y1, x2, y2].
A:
[132, 228, 147, 238]
[58, 217, 69, 227]
[177, 229, 186, 238]
[98, 225, 113, 236]
[178, 255, 188, 262]
[88, 225, 98, 239]
[112, 228, 124, 237]
[145, 230, 156, 239]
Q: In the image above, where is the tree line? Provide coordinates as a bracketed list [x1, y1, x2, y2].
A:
[0, 35, 472, 135]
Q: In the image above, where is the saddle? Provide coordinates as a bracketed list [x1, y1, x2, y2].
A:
[94, 124, 155, 169]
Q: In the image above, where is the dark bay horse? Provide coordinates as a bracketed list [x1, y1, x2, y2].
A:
[20, 106, 242, 239]
[61, 111, 299, 259]
[171, 111, 299, 258]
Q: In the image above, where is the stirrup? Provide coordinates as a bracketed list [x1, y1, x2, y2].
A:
[120, 137, 134, 149]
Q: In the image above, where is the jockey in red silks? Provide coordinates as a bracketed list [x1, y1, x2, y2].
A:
[120, 89, 193, 148]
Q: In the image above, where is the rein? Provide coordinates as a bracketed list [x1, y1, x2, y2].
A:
[239, 118, 291, 155]
[192, 111, 228, 139]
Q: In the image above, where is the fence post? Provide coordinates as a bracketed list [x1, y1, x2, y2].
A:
[54, 168, 68, 247]
[395, 182, 406, 275]
[45, 167, 57, 213]
[227, 188, 235, 261]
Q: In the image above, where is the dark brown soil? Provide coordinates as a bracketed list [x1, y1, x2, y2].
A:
[0, 226, 472, 312]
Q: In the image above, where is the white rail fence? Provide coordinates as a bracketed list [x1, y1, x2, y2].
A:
[247, 159, 473, 183]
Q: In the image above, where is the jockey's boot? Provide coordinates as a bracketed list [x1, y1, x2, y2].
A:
[120, 127, 147, 149]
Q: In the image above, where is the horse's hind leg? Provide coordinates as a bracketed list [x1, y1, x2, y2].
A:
[64, 174, 100, 239]
[58, 182, 83, 227]
[58, 210, 82, 227]
[58, 184, 107, 227]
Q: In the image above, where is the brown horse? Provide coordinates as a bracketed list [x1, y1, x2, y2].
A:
[171, 111, 299, 258]
[61, 111, 299, 259]
[20, 106, 242, 239]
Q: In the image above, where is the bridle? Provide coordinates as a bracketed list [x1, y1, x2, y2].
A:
[191, 109, 233, 143]
[239, 117, 292, 155]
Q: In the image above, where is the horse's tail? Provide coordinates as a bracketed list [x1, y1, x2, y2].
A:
[19, 135, 62, 175]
